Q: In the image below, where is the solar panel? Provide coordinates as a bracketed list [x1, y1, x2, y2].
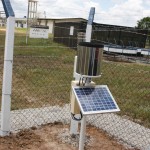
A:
[72, 85, 120, 115]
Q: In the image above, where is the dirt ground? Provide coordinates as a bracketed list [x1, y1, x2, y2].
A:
[0, 122, 135, 150]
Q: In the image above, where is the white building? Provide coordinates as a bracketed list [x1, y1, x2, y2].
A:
[10, 17, 86, 34]
[37, 18, 86, 34]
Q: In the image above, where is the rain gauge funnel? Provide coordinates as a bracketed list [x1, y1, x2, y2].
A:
[76, 42, 104, 77]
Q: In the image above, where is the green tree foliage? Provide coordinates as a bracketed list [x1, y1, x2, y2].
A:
[137, 17, 150, 29]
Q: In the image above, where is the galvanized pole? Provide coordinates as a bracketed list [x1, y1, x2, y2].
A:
[85, 7, 95, 42]
[79, 116, 86, 150]
[70, 56, 81, 135]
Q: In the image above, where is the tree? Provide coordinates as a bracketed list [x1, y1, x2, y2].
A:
[136, 17, 150, 29]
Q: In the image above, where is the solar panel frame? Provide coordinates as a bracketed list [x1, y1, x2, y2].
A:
[72, 85, 120, 115]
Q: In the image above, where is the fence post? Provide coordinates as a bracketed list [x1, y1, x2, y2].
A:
[0, 16, 15, 136]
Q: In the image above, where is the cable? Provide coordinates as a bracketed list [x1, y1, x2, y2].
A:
[71, 111, 83, 121]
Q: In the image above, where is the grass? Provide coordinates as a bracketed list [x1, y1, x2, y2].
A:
[12, 56, 74, 108]
[94, 61, 150, 127]
[0, 27, 150, 128]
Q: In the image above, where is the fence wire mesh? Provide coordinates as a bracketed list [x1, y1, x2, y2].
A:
[0, 26, 150, 150]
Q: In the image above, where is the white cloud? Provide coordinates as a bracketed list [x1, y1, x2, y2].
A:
[1, 0, 150, 27]
[98, 0, 144, 27]
[38, 0, 101, 19]
[144, 0, 150, 6]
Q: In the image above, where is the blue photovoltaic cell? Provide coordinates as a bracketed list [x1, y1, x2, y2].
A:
[73, 86, 120, 115]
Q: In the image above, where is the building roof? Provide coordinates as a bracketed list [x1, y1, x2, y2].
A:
[15, 17, 134, 29]
[37, 17, 87, 21]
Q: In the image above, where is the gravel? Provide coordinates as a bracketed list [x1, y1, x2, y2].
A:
[0, 104, 150, 150]
[57, 128, 93, 148]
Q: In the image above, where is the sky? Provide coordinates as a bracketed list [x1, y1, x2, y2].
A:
[1, 0, 150, 27]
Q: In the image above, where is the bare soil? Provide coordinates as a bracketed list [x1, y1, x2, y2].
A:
[0, 122, 135, 150]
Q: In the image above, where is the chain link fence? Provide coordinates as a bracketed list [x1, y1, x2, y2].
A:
[0, 26, 150, 150]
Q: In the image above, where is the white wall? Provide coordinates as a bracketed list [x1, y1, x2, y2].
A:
[40, 20, 46, 26]
[47, 20, 54, 34]
[39, 20, 54, 34]
[15, 22, 18, 28]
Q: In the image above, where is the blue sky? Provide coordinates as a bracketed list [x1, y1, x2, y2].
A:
[94, 0, 116, 11]
[0, 0, 150, 27]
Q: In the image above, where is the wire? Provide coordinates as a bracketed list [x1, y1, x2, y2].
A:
[71, 112, 83, 121]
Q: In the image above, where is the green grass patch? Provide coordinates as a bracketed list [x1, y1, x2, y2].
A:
[94, 61, 150, 127]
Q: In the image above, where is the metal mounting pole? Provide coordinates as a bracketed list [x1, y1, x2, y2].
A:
[70, 56, 80, 135]
[85, 7, 95, 43]
[79, 116, 86, 150]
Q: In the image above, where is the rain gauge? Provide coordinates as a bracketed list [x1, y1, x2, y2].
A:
[70, 7, 120, 150]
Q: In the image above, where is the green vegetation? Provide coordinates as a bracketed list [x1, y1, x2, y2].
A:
[94, 62, 150, 127]
[0, 27, 150, 128]
[136, 17, 150, 29]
